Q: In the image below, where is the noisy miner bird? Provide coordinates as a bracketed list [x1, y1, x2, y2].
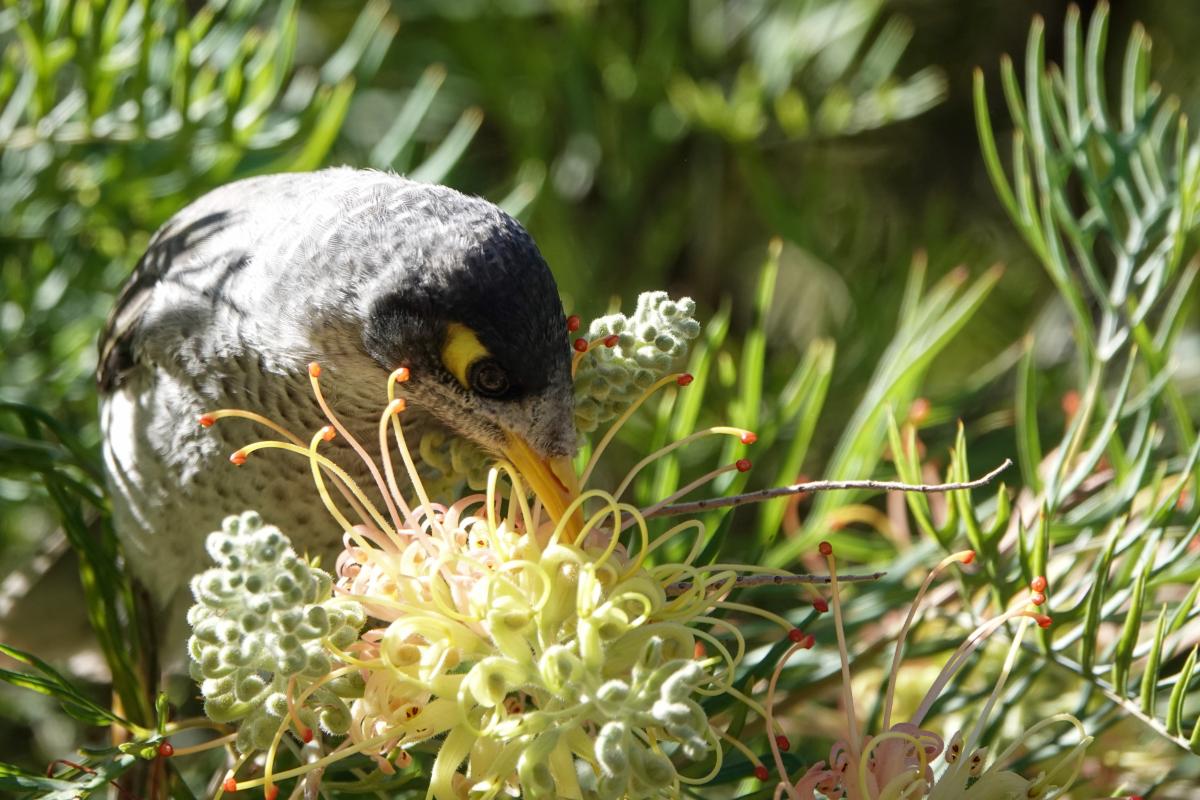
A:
[98, 167, 581, 631]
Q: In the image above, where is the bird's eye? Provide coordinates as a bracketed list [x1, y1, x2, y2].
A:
[468, 359, 510, 398]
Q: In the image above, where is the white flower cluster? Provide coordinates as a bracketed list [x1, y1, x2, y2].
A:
[568, 637, 712, 800]
[186, 511, 365, 752]
[575, 292, 702, 433]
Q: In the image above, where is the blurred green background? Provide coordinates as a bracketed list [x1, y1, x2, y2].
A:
[2, 0, 1200, 793]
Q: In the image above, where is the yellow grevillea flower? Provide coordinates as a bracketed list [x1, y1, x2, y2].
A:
[196, 360, 798, 800]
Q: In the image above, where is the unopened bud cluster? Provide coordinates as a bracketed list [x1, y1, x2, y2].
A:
[186, 511, 366, 752]
[575, 292, 702, 432]
[569, 638, 711, 800]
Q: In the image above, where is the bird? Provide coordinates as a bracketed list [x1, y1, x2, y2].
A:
[97, 167, 581, 641]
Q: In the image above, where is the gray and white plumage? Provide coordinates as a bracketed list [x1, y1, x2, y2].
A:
[99, 168, 576, 613]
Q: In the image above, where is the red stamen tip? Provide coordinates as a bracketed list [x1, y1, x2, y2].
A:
[775, 735, 790, 751]
[302, 727, 314, 742]
[788, 628, 805, 643]
[223, 778, 238, 793]
[573, 338, 589, 353]
[818, 541, 833, 556]
[803, 633, 815, 648]
[1031, 592, 1046, 606]
[265, 787, 279, 800]
[735, 458, 752, 472]
[676, 373, 694, 386]
[740, 431, 758, 445]
[229, 451, 247, 466]
[566, 315, 581, 332]
[1031, 575, 1048, 593]
[962, 550, 976, 565]
[157, 741, 174, 758]
[604, 334, 619, 347]
[754, 765, 770, 782]
[1036, 614, 1053, 629]
[391, 366, 410, 383]
[198, 414, 216, 428]
[307, 362, 321, 378]
[812, 597, 829, 613]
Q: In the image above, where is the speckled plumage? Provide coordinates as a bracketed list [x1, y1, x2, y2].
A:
[99, 168, 575, 612]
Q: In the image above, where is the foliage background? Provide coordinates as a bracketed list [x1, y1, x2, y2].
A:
[1, 0, 1199, 796]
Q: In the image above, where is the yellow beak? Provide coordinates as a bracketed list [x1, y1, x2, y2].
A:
[501, 433, 582, 539]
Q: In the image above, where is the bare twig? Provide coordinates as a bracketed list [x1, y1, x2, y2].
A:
[646, 459, 1013, 519]
[664, 571, 886, 596]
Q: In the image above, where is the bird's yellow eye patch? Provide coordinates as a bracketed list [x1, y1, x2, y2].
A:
[442, 323, 491, 388]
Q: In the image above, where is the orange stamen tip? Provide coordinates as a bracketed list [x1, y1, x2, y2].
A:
[223, 778, 238, 793]
[818, 541, 833, 556]
[307, 362, 321, 378]
[693, 641, 707, 659]
[391, 366, 411, 383]
[740, 431, 757, 444]
[754, 765, 770, 782]
[812, 597, 829, 613]
[735, 458, 752, 472]
[265, 787, 279, 800]
[198, 414, 216, 428]
[1036, 614, 1053, 628]
[1031, 575, 1048, 593]
[603, 334, 619, 347]
[775, 734, 791, 751]
[387, 398, 406, 415]
[676, 373, 694, 386]
[157, 741, 174, 758]
[229, 451, 247, 466]
[319, 425, 336, 442]
[302, 727, 314, 742]
[962, 550, 976, 565]
[1031, 592, 1046, 606]
[787, 628, 805, 643]
[566, 315, 582, 332]
[573, 338, 589, 353]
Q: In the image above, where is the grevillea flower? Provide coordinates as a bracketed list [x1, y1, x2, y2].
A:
[765, 542, 1092, 800]
[188, 301, 808, 799]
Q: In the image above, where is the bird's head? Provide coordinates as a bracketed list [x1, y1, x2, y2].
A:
[357, 184, 579, 525]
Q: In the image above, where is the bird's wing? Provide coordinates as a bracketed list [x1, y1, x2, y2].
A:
[97, 207, 238, 393]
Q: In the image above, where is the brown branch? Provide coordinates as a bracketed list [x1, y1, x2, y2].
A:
[646, 459, 1013, 519]
[664, 571, 886, 596]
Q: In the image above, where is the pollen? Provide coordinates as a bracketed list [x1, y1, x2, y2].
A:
[812, 597, 829, 613]
[566, 314, 581, 332]
[198, 414, 216, 427]
[740, 431, 757, 444]
[603, 334, 619, 347]
[819, 540, 833, 556]
[1030, 575, 1048, 593]
[573, 337, 589, 352]
[386, 398, 406, 415]
[735, 458, 752, 472]
[223, 777, 238, 793]
[676, 373, 694, 386]
[319, 425, 336, 442]
[754, 765, 770, 781]
[230, 450, 248, 466]
[157, 741, 174, 758]
[391, 366, 410, 383]
[307, 362, 321, 378]
[788, 628, 806, 643]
